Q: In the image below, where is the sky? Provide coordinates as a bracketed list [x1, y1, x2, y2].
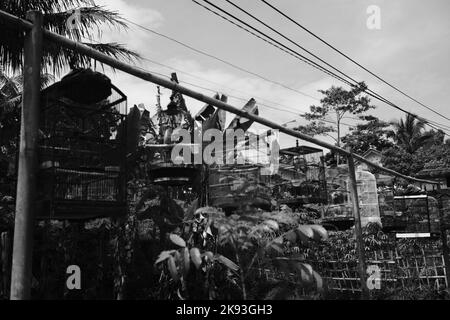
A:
[86, 0, 450, 150]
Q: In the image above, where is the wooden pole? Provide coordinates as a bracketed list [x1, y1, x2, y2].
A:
[0, 8, 440, 186]
[347, 151, 370, 299]
[1, 232, 11, 297]
[10, 11, 43, 300]
[436, 185, 450, 295]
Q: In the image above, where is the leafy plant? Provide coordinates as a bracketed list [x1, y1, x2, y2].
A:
[154, 233, 240, 300]
[0, 0, 140, 74]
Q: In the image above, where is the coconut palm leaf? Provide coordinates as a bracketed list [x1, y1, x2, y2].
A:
[391, 114, 435, 153]
[43, 6, 128, 39]
[0, 1, 140, 74]
[1, 68, 55, 114]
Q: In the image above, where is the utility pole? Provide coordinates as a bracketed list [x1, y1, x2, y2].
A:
[10, 11, 43, 300]
[347, 149, 370, 299]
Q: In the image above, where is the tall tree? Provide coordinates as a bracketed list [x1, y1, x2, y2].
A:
[388, 114, 435, 154]
[341, 116, 393, 155]
[0, 0, 140, 74]
[295, 82, 375, 164]
[381, 115, 445, 176]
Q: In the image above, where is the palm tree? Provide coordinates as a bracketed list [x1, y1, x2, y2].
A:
[0, 69, 55, 178]
[0, 0, 140, 74]
[1, 0, 141, 176]
[1, 68, 54, 109]
[390, 114, 434, 153]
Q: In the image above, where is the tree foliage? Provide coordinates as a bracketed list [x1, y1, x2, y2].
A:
[381, 114, 446, 176]
[0, 0, 140, 74]
[388, 114, 436, 154]
[295, 83, 375, 144]
[152, 207, 328, 300]
[341, 116, 393, 155]
[381, 147, 424, 176]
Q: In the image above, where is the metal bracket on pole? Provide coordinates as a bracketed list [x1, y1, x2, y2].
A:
[347, 150, 370, 299]
[10, 11, 43, 300]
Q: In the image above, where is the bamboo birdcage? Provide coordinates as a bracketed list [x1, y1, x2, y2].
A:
[208, 164, 272, 214]
[36, 69, 128, 220]
[382, 195, 439, 236]
[274, 145, 327, 208]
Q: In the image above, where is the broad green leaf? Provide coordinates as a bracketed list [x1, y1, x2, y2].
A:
[154, 250, 175, 265]
[167, 256, 179, 282]
[216, 255, 239, 272]
[310, 225, 328, 241]
[182, 247, 190, 276]
[272, 236, 283, 245]
[284, 230, 297, 243]
[190, 248, 202, 269]
[204, 251, 214, 261]
[298, 263, 313, 283]
[263, 220, 279, 231]
[169, 234, 186, 247]
[296, 225, 314, 243]
[313, 271, 323, 291]
[270, 243, 284, 254]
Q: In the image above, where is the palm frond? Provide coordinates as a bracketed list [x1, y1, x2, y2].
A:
[38, 40, 140, 74]
[83, 42, 141, 62]
[392, 114, 434, 153]
[0, 95, 21, 113]
[44, 6, 128, 41]
[0, 1, 140, 74]
[0, 68, 20, 97]
[8, 72, 55, 89]
[1, 67, 55, 113]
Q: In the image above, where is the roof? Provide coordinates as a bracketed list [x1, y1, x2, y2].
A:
[355, 148, 382, 165]
[280, 145, 323, 156]
[362, 148, 382, 158]
[416, 167, 450, 179]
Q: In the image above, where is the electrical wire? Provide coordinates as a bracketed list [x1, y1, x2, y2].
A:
[193, 0, 450, 136]
[122, 17, 318, 100]
[192, 0, 355, 87]
[259, 0, 450, 122]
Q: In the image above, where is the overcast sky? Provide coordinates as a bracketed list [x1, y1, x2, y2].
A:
[89, 0, 450, 149]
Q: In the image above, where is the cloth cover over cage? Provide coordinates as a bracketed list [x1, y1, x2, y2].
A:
[36, 69, 128, 219]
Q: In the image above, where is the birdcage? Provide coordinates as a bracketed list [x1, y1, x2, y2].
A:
[379, 195, 439, 237]
[322, 168, 382, 230]
[274, 145, 327, 208]
[146, 143, 201, 186]
[209, 164, 272, 214]
[36, 69, 127, 220]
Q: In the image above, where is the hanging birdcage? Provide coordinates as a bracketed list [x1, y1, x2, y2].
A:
[379, 194, 439, 237]
[146, 143, 201, 186]
[36, 69, 127, 220]
[208, 164, 272, 214]
[145, 73, 201, 187]
[275, 144, 327, 208]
